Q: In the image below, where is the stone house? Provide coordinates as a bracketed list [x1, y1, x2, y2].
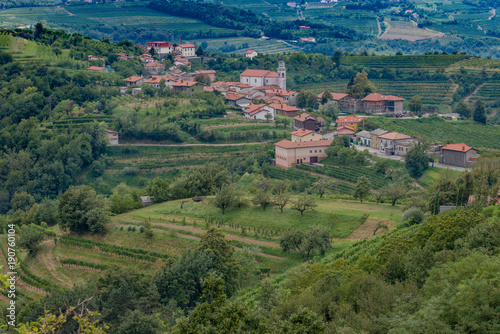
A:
[362, 93, 405, 114]
[124, 76, 145, 86]
[269, 103, 301, 117]
[439, 143, 478, 167]
[274, 139, 333, 169]
[370, 129, 388, 149]
[356, 130, 372, 146]
[194, 70, 216, 82]
[378, 132, 414, 155]
[294, 113, 324, 131]
[145, 61, 165, 75]
[318, 92, 358, 113]
[87, 66, 108, 73]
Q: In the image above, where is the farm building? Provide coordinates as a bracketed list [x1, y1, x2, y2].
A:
[106, 130, 119, 145]
[240, 60, 286, 90]
[362, 93, 405, 114]
[274, 139, 333, 169]
[175, 44, 196, 57]
[439, 143, 478, 167]
[336, 116, 363, 131]
[145, 62, 165, 75]
[245, 50, 258, 59]
[290, 128, 320, 142]
[294, 113, 324, 131]
[370, 129, 388, 149]
[318, 92, 358, 113]
[269, 103, 301, 117]
[146, 41, 173, 58]
[172, 80, 204, 95]
[242, 104, 274, 121]
[124, 76, 145, 86]
[378, 132, 414, 156]
[86, 66, 108, 73]
[120, 87, 128, 94]
[356, 130, 372, 146]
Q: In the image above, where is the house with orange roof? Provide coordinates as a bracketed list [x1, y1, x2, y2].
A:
[139, 53, 154, 63]
[439, 143, 478, 167]
[144, 76, 176, 88]
[318, 92, 358, 112]
[175, 44, 196, 57]
[362, 93, 405, 114]
[242, 103, 274, 121]
[245, 50, 258, 59]
[145, 61, 165, 75]
[116, 52, 129, 61]
[124, 76, 145, 86]
[336, 116, 363, 131]
[274, 139, 333, 169]
[240, 60, 286, 90]
[269, 103, 302, 117]
[378, 132, 414, 156]
[146, 41, 173, 58]
[87, 66, 108, 73]
[336, 126, 355, 138]
[87, 55, 100, 61]
[172, 80, 203, 94]
[290, 128, 320, 142]
[225, 93, 251, 107]
[294, 113, 324, 131]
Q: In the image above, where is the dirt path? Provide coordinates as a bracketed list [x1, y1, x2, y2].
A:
[146, 227, 286, 260]
[58, 6, 74, 16]
[332, 218, 396, 242]
[39, 240, 72, 288]
[489, 8, 496, 20]
[116, 141, 270, 147]
[131, 220, 281, 248]
[378, 20, 391, 39]
[464, 83, 486, 103]
[376, 18, 382, 38]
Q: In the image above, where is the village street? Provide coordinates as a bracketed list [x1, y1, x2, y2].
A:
[353, 144, 467, 172]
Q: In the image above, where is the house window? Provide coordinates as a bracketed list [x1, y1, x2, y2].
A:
[319, 150, 322, 152]
[315, 150, 317, 153]
[310, 150, 312, 153]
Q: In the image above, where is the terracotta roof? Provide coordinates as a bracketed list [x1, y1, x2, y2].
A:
[291, 129, 314, 137]
[337, 116, 362, 123]
[178, 44, 195, 48]
[363, 93, 405, 102]
[120, 86, 127, 89]
[225, 93, 243, 101]
[268, 88, 296, 96]
[274, 139, 333, 149]
[337, 128, 355, 135]
[204, 87, 214, 92]
[87, 66, 105, 71]
[442, 143, 475, 152]
[147, 41, 172, 47]
[145, 61, 165, 67]
[269, 103, 301, 112]
[378, 132, 412, 140]
[294, 113, 313, 122]
[318, 92, 349, 100]
[241, 69, 277, 77]
[173, 80, 199, 87]
[107, 130, 118, 134]
[254, 85, 282, 90]
[124, 76, 145, 82]
[144, 76, 172, 84]
[337, 125, 354, 131]
[245, 50, 257, 54]
[235, 83, 253, 88]
[195, 70, 216, 74]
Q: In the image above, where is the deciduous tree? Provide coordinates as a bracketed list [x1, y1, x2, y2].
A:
[354, 175, 371, 203]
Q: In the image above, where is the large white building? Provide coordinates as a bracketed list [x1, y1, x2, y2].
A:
[240, 60, 286, 90]
[175, 44, 196, 57]
[146, 42, 173, 58]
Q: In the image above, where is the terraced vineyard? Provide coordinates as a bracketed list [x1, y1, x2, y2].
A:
[373, 80, 455, 106]
[469, 80, 500, 103]
[341, 54, 473, 69]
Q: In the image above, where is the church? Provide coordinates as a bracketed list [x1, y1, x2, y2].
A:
[240, 60, 286, 90]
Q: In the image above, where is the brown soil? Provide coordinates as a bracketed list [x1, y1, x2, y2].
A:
[334, 218, 396, 242]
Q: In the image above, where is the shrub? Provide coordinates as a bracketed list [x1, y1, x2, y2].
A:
[140, 226, 144, 233]
[123, 167, 139, 175]
[40, 222, 48, 229]
[401, 207, 424, 225]
[132, 226, 136, 232]
[120, 226, 124, 231]
[127, 226, 132, 231]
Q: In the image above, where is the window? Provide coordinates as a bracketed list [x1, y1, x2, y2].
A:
[319, 150, 322, 153]
[315, 150, 317, 153]
[310, 150, 312, 153]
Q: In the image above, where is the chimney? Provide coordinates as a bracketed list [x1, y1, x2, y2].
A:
[462, 146, 465, 151]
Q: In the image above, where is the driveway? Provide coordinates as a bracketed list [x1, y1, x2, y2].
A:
[353, 144, 467, 172]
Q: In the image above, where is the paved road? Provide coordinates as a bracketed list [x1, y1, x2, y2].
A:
[353, 144, 467, 171]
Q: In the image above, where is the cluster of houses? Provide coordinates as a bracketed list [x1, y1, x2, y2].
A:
[317, 92, 406, 115]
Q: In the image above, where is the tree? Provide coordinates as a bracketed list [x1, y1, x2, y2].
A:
[213, 184, 237, 214]
[34, 22, 43, 40]
[345, 71, 376, 99]
[405, 142, 430, 178]
[318, 100, 339, 119]
[116, 309, 159, 334]
[252, 188, 272, 210]
[59, 186, 110, 234]
[354, 175, 371, 203]
[197, 228, 240, 295]
[146, 177, 170, 203]
[196, 45, 204, 56]
[454, 101, 471, 119]
[194, 73, 211, 85]
[312, 178, 337, 198]
[473, 100, 487, 124]
[34, 198, 59, 226]
[382, 182, 407, 206]
[408, 95, 422, 114]
[296, 90, 318, 109]
[320, 90, 332, 104]
[18, 225, 45, 254]
[292, 193, 317, 215]
[280, 227, 331, 261]
[11, 191, 35, 212]
[332, 50, 342, 68]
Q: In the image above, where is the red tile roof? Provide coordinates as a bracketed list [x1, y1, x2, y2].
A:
[124, 76, 144, 82]
[337, 128, 355, 135]
[107, 130, 118, 134]
[144, 76, 172, 84]
[254, 85, 281, 90]
[294, 113, 313, 122]
[378, 132, 412, 140]
[269, 103, 301, 112]
[225, 93, 243, 101]
[291, 128, 314, 137]
[337, 125, 354, 131]
[442, 143, 475, 152]
[363, 93, 405, 102]
[241, 69, 277, 78]
[337, 116, 362, 123]
[245, 50, 257, 54]
[87, 66, 105, 71]
[178, 44, 195, 48]
[318, 92, 349, 100]
[274, 139, 333, 149]
[145, 61, 165, 67]
[195, 70, 216, 74]
[173, 80, 199, 87]
[147, 42, 172, 47]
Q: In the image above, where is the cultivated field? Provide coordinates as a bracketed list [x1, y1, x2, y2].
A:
[379, 19, 444, 41]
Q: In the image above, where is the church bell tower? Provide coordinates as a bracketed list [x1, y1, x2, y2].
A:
[277, 59, 286, 90]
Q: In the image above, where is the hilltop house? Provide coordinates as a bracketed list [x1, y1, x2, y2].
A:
[274, 139, 333, 169]
[172, 80, 203, 94]
[175, 44, 196, 57]
[290, 128, 320, 142]
[378, 132, 414, 156]
[145, 61, 165, 75]
[439, 143, 478, 167]
[294, 113, 324, 131]
[336, 116, 363, 131]
[146, 42, 173, 58]
[124, 76, 145, 86]
[245, 50, 258, 59]
[370, 129, 388, 149]
[243, 104, 274, 121]
[87, 66, 108, 73]
[362, 93, 405, 114]
[240, 60, 286, 90]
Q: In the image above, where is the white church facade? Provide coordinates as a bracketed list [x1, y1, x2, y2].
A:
[240, 60, 286, 90]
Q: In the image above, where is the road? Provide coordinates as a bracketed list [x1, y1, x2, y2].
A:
[353, 144, 467, 171]
[115, 141, 271, 147]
